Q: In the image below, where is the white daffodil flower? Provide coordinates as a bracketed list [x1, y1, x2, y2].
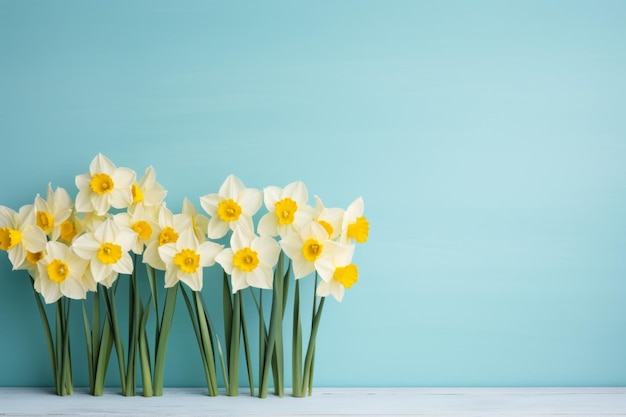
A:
[34, 184, 73, 241]
[34, 241, 89, 304]
[200, 175, 262, 239]
[158, 227, 222, 292]
[72, 218, 136, 287]
[258, 181, 314, 238]
[340, 196, 369, 245]
[0, 204, 47, 270]
[131, 166, 167, 208]
[279, 221, 343, 280]
[75, 153, 136, 215]
[142, 204, 191, 270]
[182, 198, 210, 242]
[312, 196, 345, 241]
[115, 204, 158, 255]
[215, 227, 280, 293]
[315, 243, 357, 302]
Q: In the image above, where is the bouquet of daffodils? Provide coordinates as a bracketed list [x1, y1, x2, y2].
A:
[0, 153, 368, 398]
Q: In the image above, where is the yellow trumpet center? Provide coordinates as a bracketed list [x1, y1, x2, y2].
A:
[317, 220, 333, 237]
[0, 227, 22, 251]
[302, 238, 323, 262]
[233, 247, 260, 272]
[90, 173, 115, 195]
[347, 216, 369, 243]
[97, 242, 122, 265]
[159, 226, 179, 246]
[132, 184, 144, 204]
[217, 199, 242, 222]
[132, 220, 152, 240]
[47, 259, 70, 284]
[26, 251, 44, 265]
[173, 248, 201, 274]
[274, 198, 297, 225]
[36, 211, 55, 234]
[60, 220, 77, 243]
[333, 264, 358, 289]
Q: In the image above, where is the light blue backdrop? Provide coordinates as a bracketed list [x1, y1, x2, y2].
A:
[1, 0, 625, 388]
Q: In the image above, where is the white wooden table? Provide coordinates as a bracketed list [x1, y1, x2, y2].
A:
[1, 387, 625, 416]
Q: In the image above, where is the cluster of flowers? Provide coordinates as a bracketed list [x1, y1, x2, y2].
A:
[0, 153, 368, 397]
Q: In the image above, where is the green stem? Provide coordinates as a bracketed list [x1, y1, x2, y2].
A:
[302, 297, 325, 396]
[31, 280, 56, 392]
[153, 284, 178, 396]
[259, 252, 285, 398]
[103, 284, 127, 395]
[292, 279, 303, 397]
[240, 294, 254, 396]
[227, 291, 241, 396]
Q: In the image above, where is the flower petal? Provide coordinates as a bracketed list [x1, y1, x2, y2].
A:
[207, 216, 230, 239]
[215, 248, 234, 274]
[238, 188, 262, 215]
[257, 212, 278, 237]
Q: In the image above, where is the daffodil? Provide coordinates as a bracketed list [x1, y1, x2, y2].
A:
[131, 166, 167, 208]
[158, 227, 222, 291]
[34, 241, 89, 304]
[315, 243, 358, 302]
[182, 198, 210, 242]
[34, 184, 73, 241]
[115, 204, 158, 255]
[312, 196, 344, 240]
[341, 196, 369, 244]
[0, 204, 47, 270]
[258, 181, 314, 238]
[75, 153, 136, 215]
[200, 175, 262, 239]
[216, 226, 280, 293]
[142, 204, 191, 270]
[72, 218, 136, 287]
[279, 221, 343, 279]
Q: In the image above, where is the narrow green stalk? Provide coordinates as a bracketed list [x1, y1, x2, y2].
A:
[222, 272, 232, 364]
[153, 284, 178, 396]
[125, 269, 139, 396]
[227, 291, 241, 396]
[302, 297, 325, 396]
[81, 301, 94, 394]
[307, 347, 316, 396]
[60, 299, 73, 396]
[103, 284, 127, 395]
[196, 292, 219, 397]
[292, 279, 303, 397]
[216, 336, 229, 393]
[32, 283, 56, 389]
[181, 287, 219, 397]
[139, 298, 153, 397]
[254, 289, 267, 391]
[259, 252, 285, 398]
[240, 294, 254, 396]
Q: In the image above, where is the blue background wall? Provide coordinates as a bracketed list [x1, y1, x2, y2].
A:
[1, 0, 625, 388]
